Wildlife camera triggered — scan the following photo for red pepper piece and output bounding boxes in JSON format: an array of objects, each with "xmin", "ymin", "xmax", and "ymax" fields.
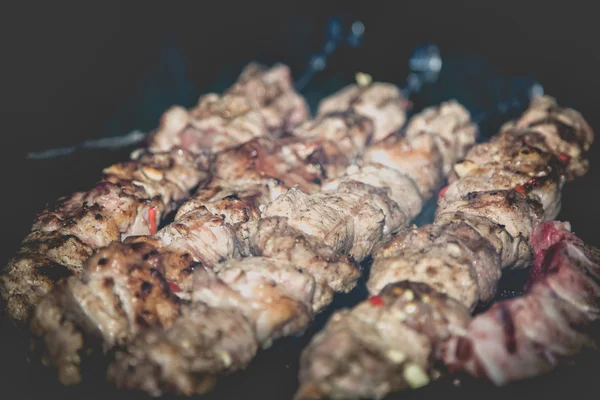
[
  {"xmin": 514, "ymin": 184, "xmax": 526, "ymax": 196},
  {"xmin": 368, "ymin": 295, "xmax": 385, "ymax": 307},
  {"xmin": 439, "ymin": 185, "xmax": 449, "ymax": 197},
  {"xmin": 557, "ymin": 153, "xmax": 570, "ymax": 165},
  {"xmin": 169, "ymin": 281, "xmax": 181, "ymax": 293},
  {"xmin": 148, "ymin": 207, "xmax": 158, "ymax": 235}
]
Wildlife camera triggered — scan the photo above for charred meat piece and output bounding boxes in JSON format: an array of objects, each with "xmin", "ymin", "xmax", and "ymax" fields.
[
  {"xmin": 154, "ymin": 207, "xmax": 241, "ymax": 269},
  {"xmin": 404, "ymin": 101, "xmax": 478, "ymax": 175},
  {"xmin": 30, "ymin": 241, "xmax": 181, "ymax": 385},
  {"xmin": 322, "ymin": 163, "xmax": 423, "ymax": 239},
  {"xmin": 504, "ymin": 95, "xmax": 594, "ymax": 180},
  {"xmin": 108, "ymin": 302, "xmax": 257, "ymax": 397}
]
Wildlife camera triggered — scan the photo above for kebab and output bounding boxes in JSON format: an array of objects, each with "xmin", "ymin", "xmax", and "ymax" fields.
[
  {"xmin": 442, "ymin": 220, "xmax": 600, "ymax": 386},
  {"xmin": 29, "ymin": 79, "xmax": 411, "ymax": 388},
  {"xmin": 1, "ymin": 63, "xmax": 309, "ymax": 325},
  {"xmin": 102, "ymin": 100, "xmax": 476, "ymax": 396},
  {"xmin": 295, "ymin": 95, "xmax": 593, "ymax": 400}
]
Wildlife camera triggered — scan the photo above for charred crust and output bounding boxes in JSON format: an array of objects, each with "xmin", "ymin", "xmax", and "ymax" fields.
[
  {"xmin": 142, "ymin": 250, "xmax": 160, "ymax": 261},
  {"xmin": 62, "ymin": 218, "xmax": 77, "ymax": 227},
  {"xmin": 530, "ymin": 117, "xmax": 584, "ymax": 148},
  {"xmin": 149, "ymin": 268, "xmax": 161, "ymax": 278},
  {"xmin": 103, "ymin": 277, "xmax": 114, "ymax": 288},
  {"xmin": 38, "ymin": 262, "xmax": 72, "ymax": 282},
  {"xmin": 135, "ymin": 315, "xmax": 150, "ymax": 329},
  {"xmin": 129, "ymin": 242, "xmax": 147, "ymax": 252},
  {"xmin": 140, "ymin": 281, "xmax": 153, "ymax": 295}
]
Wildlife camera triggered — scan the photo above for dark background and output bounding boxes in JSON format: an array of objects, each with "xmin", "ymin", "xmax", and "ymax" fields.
[{"xmin": 1, "ymin": 1, "xmax": 600, "ymax": 400}]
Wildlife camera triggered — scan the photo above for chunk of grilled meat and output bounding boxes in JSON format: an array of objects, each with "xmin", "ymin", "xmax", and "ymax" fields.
[
  {"xmin": 153, "ymin": 207, "xmax": 241, "ymax": 268},
  {"xmin": 502, "ymin": 95, "xmax": 594, "ymax": 180},
  {"xmin": 443, "ymin": 221, "xmax": 600, "ymax": 385},
  {"xmin": 317, "ymin": 82, "xmax": 408, "ymax": 142},
  {"xmin": 235, "ymin": 217, "xmax": 361, "ymax": 312},
  {"xmin": 296, "ymin": 282, "xmax": 471, "ymax": 400},
  {"xmin": 290, "ymin": 110, "xmax": 375, "ymax": 179},
  {"xmin": 192, "ymin": 257, "xmax": 315, "ymax": 347},
  {"xmin": 148, "ymin": 63, "xmax": 310, "ymax": 154},
  {"xmin": 108, "ymin": 302, "xmax": 257, "ymax": 397},
  {"xmin": 297, "ymin": 96, "xmax": 594, "ymax": 399},
  {"xmin": 2, "ymin": 149, "xmax": 207, "ymax": 323},
  {"xmin": 30, "ymin": 241, "xmax": 181, "ymax": 385}
]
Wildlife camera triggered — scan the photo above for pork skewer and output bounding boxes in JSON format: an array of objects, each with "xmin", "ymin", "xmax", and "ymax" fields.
[
  {"xmin": 29, "ymin": 79, "xmax": 410, "ymax": 388},
  {"xmin": 103, "ymin": 99, "xmax": 476, "ymax": 396},
  {"xmin": 295, "ymin": 95, "xmax": 593, "ymax": 399},
  {"xmin": 442, "ymin": 221, "xmax": 600, "ymax": 385},
  {"xmin": 1, "ymin": 64, "xmax": 310, "ymax": 325}
]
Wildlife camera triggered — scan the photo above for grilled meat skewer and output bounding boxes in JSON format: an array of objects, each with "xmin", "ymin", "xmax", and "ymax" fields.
[
  {"xmin": 1, "ymin": 64, "xmax": 310, "ymax": 325},
  {"xmin": 296, "ymin": 96, "xmax": 593, "ymax": 400},
  {"xmin": 105, "ymin": 100, "xmax": 476, "ymax": 396}
]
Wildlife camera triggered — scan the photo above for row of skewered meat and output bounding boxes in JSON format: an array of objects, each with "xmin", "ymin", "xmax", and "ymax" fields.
[
  {"xmin": 21, "ymin": 63, "xmax": 476, "ymax": 395},
  {"xmin": 296, "ymin": 95, "xmax": 594, "ymax": 399},
  {"xmin": 16, "ymin": 65, "xmax": 415, "ymax": 391},
  {"xmin": 1, "ymin": 62, "xmax": 597, "ymax": 399}
]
